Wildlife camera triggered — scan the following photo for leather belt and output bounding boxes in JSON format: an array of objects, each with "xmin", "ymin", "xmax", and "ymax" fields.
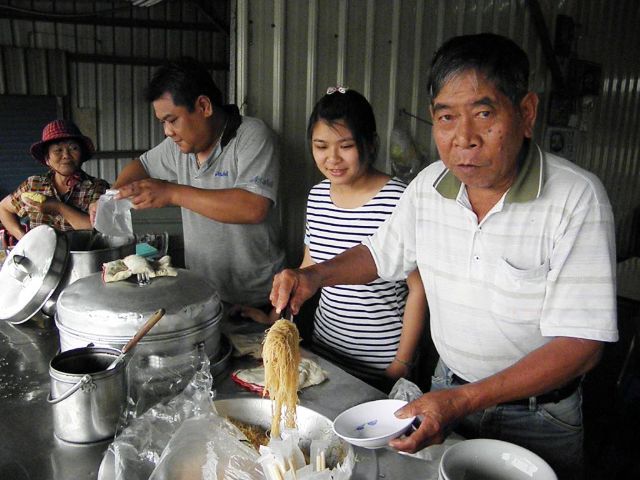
[{"xmin": 450, "ymin": 374, "xmax": 580, "ymax": 406}]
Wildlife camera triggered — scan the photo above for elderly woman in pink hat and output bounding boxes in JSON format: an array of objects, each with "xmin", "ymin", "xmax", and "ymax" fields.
[{"xmin": 0, "ymin": 119, "xmax": 109, "ymax": 241}]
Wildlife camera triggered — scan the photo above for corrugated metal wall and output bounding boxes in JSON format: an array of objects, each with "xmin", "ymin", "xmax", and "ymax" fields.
[
  {"xmin": 1, "ymin": 1, "xmax": 639, "ymax": 267},
  {"xmin": 0, "ymin": 0, "xmax": 229, "ymax": 246},
  {"xmin": 237, "ymin": 0, "xmax": 640, "ymax": 265},
  {"xmin": 0, "ymin": 0, "xmax": 229, "ymax": 184}
]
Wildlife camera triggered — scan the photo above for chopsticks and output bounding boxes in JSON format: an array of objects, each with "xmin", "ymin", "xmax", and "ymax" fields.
[{"xmin": 283, "ymin": 305, "xmax": 294, "ymax": 322}]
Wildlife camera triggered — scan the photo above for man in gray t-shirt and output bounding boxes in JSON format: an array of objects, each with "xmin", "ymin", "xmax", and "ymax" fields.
[{"xmin": 93, "ymin": 58, "xmax": 284, "ymax": 307}]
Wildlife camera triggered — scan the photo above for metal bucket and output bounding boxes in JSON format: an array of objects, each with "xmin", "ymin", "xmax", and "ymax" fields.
[{"xmin": 47, "ymin": 346, "xmax": 126, "ymax": 444}]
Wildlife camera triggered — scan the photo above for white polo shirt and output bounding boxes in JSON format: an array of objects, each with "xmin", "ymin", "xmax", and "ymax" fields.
[{"xmin": 364, "ymin": 143, "xmax": 618, "ymax": 382}]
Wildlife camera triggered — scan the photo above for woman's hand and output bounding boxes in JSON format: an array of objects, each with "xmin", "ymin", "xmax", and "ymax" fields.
[
  {"xmin": 22, "ymin": 195, "xmax": 60, "ymax": 215},
  {"xmin": 385, "ymin": 358, "xmax": 411, "ymax": 380}
]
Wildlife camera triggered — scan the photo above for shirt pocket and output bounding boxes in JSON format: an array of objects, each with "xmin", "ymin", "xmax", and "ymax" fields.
[{"xmin": 489, "ymin": 257, "xmax": 550, "ymax": 323}]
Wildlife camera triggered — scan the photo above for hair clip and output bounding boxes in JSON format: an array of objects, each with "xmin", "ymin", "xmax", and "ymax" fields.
[{"xmin": 326, "ymin": 85, "xmax": 349, "ymax": 95}]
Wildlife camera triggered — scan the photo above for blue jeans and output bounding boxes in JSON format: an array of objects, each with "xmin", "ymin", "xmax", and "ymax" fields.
[{"xmin": 431, "ymin": 360, "xmax": 584, "ymax": 480}]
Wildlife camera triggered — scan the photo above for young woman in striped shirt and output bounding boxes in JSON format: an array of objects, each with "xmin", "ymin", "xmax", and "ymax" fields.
[
  {"xmin": 300, "ymin": 88, "xmax": 426, "ymax": 390},
  {"xmin": 239, "ymin": 88, "xmax": 426, "ymax": 391}
]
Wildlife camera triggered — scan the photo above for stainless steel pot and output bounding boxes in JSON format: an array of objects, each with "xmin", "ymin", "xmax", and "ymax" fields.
[
  {"xmin": 55, "ymin": 269, "xmax": 224, "ymax": 405},
  {"xmin": 55, "ymin": 269, "xmax": 222, "ymax": 356},
  {"xmin": 42, "ymin": 230, "xmax": 136, "ymax": 316},
  {"xmin": 48, "ymin": 346, "xmax": 126, "ymax": 444}
]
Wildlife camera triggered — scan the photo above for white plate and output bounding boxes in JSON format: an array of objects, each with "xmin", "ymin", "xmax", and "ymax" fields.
[{"xmin": 332, "ymin": 399, "xmax": 415, "ymax": 449}]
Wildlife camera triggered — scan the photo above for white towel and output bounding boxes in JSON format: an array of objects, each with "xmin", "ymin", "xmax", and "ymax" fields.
[{"xmin": 102, "ymin": 254, "xmax": 177, "ymax": 283}]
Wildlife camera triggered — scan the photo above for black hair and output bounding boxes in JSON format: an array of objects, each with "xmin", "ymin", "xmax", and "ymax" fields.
[
  {"xmin": 144, "ymin": 57, "xmax": 224, "ymax": 111},
  {"xmin": 427, "ymin": 33, "xmax": 530, "ymax": 106},
  {"xmin": 306, "ymin": 89, "xmax": 379, "ymax": 168}
]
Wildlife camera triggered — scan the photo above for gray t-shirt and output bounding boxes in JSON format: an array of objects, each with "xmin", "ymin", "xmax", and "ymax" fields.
[{"xmin": 139, "ymin": 115, "xmax": 285, "ymax": 306}]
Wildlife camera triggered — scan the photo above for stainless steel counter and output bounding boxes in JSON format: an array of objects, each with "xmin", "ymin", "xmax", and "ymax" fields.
[{"xmin": 0, "ymin": 315, "xmax": 442, "ymax": 480}]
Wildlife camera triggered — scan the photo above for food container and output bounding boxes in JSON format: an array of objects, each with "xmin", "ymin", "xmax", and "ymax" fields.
[
  {"xmin": 55, "ymin": 269, "xmax": 225, "ymax": 403},
  {"xmin": 42, "ymin": 229, "xmax": 136, "ymax": 316},
  {"xmin": 97, "ymin": 397, "xmax": 357, "ymax": 479},
  {"xmin": 332, "ymin": 399, "xmax": 415, "ymax": 449},
  {"xmin": 0, "ymin": 225, "xmax": 135, "ymax": 323},
  {"xmin": 438, "ymin": 439, "xmax": 557, "ymax": 480},
  {"xmin": 48, "ymin": 346, "xmax": 126, "ymax": 444}
]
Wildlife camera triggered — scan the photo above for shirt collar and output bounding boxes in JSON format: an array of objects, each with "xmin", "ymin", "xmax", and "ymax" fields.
[{"xmin": 433, "ymin": 141, "xmax": 544, "ymax": 204}]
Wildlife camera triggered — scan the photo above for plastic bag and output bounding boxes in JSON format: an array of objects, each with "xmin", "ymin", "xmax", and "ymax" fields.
[
  {"xmin": 95, "ymin": 189, "xmax": 134, "ymax": 237},
  {"xmin": 107, "ymin": 353, "xmax": 215, "ymax": 480},
  {"xmin": 103, "ymin": 348, "xmax": 355, "ymax": 480},
  {"xmin": 388, "ymin": 377, "xmax": 424, "ymax": 403},
  {"xmin": 389, "ymin": 126, "xmax": 428, "ymax": 183},
  {"xmin": 149, "ymin": 414, "xmax": 264, "ymax": 480},
  {"xmin": 123, "ymin": 344, "xmax": 205, "ymax": 421}
]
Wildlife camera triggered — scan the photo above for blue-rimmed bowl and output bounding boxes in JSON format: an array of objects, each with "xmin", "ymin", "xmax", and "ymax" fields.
[{"xmin": 332, "ymin": 399, "xmax": 415, "ymax": 449}]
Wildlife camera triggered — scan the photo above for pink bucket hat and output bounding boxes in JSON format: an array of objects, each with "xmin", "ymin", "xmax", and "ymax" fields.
[{"xmin": 30, "ymin": 119, "xmax": 95, "ymax": 164}]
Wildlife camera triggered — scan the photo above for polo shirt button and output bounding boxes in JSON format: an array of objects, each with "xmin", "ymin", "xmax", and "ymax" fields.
[{"xmin": 474, "ymin": 255, "xmax": 480, "ymax": 261}]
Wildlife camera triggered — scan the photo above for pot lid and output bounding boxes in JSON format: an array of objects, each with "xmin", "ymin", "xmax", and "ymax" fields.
[
  {"xmin": 55, "ymin": 269, "xmax": 222, "ymax": 338},
  {"xmin": 0, "ymin": 225, "xmax": 69, "ymax": 324}
]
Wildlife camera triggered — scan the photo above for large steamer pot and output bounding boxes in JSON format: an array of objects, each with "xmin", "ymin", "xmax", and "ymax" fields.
[
  {"xmin": 55, "ymin": 270, "xmax": 224, "ymax": 396},
  {"xmin": 42, "ymin": 230, "xmax": 136, "ymax": 316}
]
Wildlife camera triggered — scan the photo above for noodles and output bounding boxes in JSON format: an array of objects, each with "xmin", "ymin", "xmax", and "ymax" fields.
[
  {"xmin": 227, "ymin": 418, "xmax": 270, "ymax": 451},
  {"xmin": 262, "ymin": 319, "xmax": 301, "ymax": 438}
]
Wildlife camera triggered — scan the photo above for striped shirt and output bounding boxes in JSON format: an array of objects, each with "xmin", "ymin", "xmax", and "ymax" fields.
[
  {"xmin": 364, "ymin": 143, "xmax": 618, "ymax": 382},
  {"xmin": 305, "ymin": 178, "xmax": 409, "ymax": 380}
]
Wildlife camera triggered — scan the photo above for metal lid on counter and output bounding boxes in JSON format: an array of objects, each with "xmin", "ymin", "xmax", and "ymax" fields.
[
  {"xmin": 55, "ymin": 269, "xmax": 223, "ymax": 339},
  {"xmin": 0, "ymin": 226, "xmax": 69, "ymax": 324}
]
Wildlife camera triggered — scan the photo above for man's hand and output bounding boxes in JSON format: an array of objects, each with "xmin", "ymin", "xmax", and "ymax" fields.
[
  {"xmin": 117, "ymin": 179, "xmax": 174, "ymax": 209},
  {"xmin": 270, "ymin": 267, "xmax": 322, "ymax": 315},
  {"xmin": 388, "ymin": 388, "xmax": 472, "ymax": 453},
  {"xmin": 229, "ymin": 304, "xmax": 279, "ymax": 325}
]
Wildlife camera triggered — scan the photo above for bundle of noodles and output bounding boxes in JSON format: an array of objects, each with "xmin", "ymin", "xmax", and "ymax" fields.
[{"xmin": 262, "ymin": 319, "xmax": 301, "ymax": 438}]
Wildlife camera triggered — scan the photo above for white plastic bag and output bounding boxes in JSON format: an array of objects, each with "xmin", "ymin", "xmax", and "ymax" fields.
[
  {"xmin": 149, "ymin": 414, "xmax": 264, "ymax": 480},
  {"xmin": 389, "ymin": 126, "xmax": 428, "ymax": 183},
  {"xmin": 107, "ymin": 354, "xmax": 215, "ymax": 480},
  {"xmin": 95, "ymin": 189, "xmax": 134, "ymax": 237}
]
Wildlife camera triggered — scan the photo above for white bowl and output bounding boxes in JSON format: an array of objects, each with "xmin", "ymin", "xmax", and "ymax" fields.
[
  {"xmin": 439, "ymin": 438, "xmax": 557, "ymax": 480},
  {"xmin": 332, "ymin": 399, "xmax": 415, "ymax": 449}
]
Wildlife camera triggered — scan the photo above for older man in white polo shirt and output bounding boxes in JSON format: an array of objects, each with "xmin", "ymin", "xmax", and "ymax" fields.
[{"xmin": 270, "ymin": 33, "xmax": 617, "ymax": 479}]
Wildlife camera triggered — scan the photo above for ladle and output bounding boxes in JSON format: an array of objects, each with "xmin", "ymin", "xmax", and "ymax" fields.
[{"xmin": 106, "ymin": 308, "xmax": 166, "ymax": 370}]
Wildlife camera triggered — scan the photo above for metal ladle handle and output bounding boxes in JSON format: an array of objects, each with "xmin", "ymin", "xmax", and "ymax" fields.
[{"xmin": 122, "ymin": 308, "xmax": 166, "ymax": 354}]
